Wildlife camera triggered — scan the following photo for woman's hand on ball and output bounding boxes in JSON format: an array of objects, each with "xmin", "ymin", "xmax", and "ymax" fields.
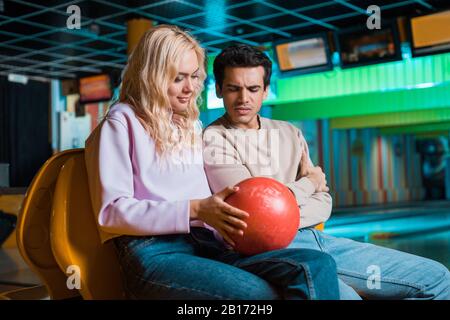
[{"xmin": 190, "ymin": 186, "xmax": 249, "ymax": 246}]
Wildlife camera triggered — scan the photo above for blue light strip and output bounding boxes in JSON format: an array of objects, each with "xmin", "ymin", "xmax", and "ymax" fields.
[
  {"xmin": 12, "ymin": 45, "xmax": 127, "ymax": 72},
  {"xmin": 0, "ymin": 62, "xmax": 76, "ymax": 78},
  {"xmin": 0, "ymin": 13, "xmax": 126, "ymax": 47},
  {"xmin": 332, "ymin": 0, "xmax": 368, "ymax": 16},
  {"xmin": 0, "ymin": 42, "xmax": 126, "ymax": 78},
  {"xmin": 413, "ymin": 0, "xmax": 434, "ymax": 10},
  {"xmin": 0, "ymin": 40, "xmax": 125, "ymax": 70},
  {"xmin": 8, "ymin": 0, "xmax": 126, "ymax": 31},
  {"xmin": 0, "ymin": 0, "xmax": 85, "ymax": 27},
  {"xmin": 0, "ymin": 0, "xmax": 429, "ymax": 78},
  {"xmin": 191, "ymin": 1, "xmax": 336, "ymax": 36},
  {"xmin": 178, "ymin": 0, "xmax": 291, "ymax": 38},
  {"xmin": 0, "ymin": 29, "xmax": 126, "ymax": 64},
  {"xmin": 0, "ymin": 53, "xmax": 101, "ymax": 73},
  {"xmin": 173, "ymin": 0, "xmax": 255, "ymax": 22},
  {"xmin": 91, "ymin": 0, "xmax": 260, "ymax": 46},
  {"xmin": 254, "ymin": 0, "xmax": 337, "ymax": 30},
  {"xmin": 203, "ymin": 0, "xmax": 418, "ymax": 46}
]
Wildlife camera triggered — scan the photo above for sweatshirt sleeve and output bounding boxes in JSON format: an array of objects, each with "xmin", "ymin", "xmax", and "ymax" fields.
[
  {"xmin": 84, "ymin": 116, "xmax": 191, "ymax": 237},
  {"xmin": 285, "ymin": 128, "xmax": 333, "ymax": 228},
  {"xmin": 203, "ymin": 126, "xmax": 332, "ymax": 229},
  {"xmin": 203, "ymin": 129, "xmax": 252, "ymax": 193}
]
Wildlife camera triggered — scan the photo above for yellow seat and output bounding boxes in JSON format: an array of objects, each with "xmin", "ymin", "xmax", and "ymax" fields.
[
  {"xmin": 16, "ymin": 147, "xmax": 321, "ymax": 300},
  {"xmin": 0, "ymin": 285, "xmax": 49, "ymax": 300},
  {"xmin": 16, "ymin": 149, "xmax": 83, "ymax": 299},
  {"xmin": 315, "ymin": 223, "xmax": 325, "ymax": 231},
  {"xmin": 50, "ymin": 151, "xmax": 126, "ymax": 299}
]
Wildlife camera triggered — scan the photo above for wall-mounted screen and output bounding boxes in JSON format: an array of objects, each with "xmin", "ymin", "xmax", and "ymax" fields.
[
  {"xmin": 336, "ymin": 21, "xmax": 402, "ymax": 68},
  {"xmin": 409, "ymin": 10, "xmax": 450, "ymax": 57},
  {"xmin": 274, "ymin": 33, "xmax": 333, "ymax": 76},
  {"xmin": 79, "ymin": 74, "xmax": 112, "ymax": 103}
]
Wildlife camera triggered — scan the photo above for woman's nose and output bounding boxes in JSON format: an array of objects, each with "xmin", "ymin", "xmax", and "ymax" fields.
[{"xmin": 183, "ymin": 78, "xmax": 193, "ymax": 92}]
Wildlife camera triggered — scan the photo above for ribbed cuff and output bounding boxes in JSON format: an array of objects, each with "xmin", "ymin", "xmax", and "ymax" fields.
[
  {"xmin": 286, "ymin": 177, "xmax": 315, "ymax": 201},
  {"xmin": 176, "ymin": 200, "xmax": 191, "ymax": 234}
]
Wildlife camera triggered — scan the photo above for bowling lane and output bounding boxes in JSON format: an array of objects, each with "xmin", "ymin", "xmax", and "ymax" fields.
[{"xmin": 325, "ymin": 201, "xmax": 450, "ymax": 268}]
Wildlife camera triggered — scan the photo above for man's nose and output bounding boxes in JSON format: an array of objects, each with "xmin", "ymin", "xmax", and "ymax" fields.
[{"xmin": 239, "ymin": 89, "xmax": 249, "ymax": 103}]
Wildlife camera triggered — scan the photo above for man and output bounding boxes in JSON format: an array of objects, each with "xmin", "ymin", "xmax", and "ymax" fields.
[{"xmin": 202, "ymin": 44, "xmax": 450, "ymax": 299}]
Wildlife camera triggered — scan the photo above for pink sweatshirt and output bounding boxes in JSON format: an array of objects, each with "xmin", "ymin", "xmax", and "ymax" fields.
[{"xmin": 84, "ymin": 103, "xmax": 213, "ymax": 243}]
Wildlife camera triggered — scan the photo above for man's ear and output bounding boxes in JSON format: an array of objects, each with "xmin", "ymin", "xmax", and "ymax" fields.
[
  {"xmin": 263, "ymin": 84, "xmax": 269, "ymax": 100},
  {"xmin": 215, "ymin": 83, "xmax": 222, "ymax": 98}
]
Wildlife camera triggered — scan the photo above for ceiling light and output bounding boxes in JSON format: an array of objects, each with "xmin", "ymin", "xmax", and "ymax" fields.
[
  {"xmin": 8, "ymin": 73, "xmax": 28, "ymax": 85},
  {"xmin": 89, "ymin": 23, "xmax": 100, "ymax": 35}
]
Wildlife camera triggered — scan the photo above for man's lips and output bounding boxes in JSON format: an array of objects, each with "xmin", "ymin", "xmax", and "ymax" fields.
[{"xmin": 234, "ymin": 107, "xmax": 251, "ymax": 115}]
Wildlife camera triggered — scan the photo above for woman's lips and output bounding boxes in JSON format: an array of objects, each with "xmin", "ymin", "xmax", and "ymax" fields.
[{"xmin": 177, "ymin": 97, "xmax": 190, "ymax": 103}]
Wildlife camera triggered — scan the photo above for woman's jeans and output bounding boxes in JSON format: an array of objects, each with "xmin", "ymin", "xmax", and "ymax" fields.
[
  {"xmin": 289, "ymin": 228, "xmax": 450, "ymax": 300},
  {"xmin": 114, "ymin": 227, "xmax": 340, "ymax": 300}
]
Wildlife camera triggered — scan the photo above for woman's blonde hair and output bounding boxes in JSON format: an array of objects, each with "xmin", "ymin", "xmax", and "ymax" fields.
[{"xmin": 118, "ymin": 24, "xmax": 206, "ymax": 156}]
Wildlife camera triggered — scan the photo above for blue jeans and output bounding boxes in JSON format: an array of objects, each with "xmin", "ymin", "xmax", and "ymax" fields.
[
  {"xmin": 114, "ymin": 227, "xmax": 340, "ymax": 300},
  {"xmin": 289, "ymin": 228, "xmax": 450, "ymax": 300}
]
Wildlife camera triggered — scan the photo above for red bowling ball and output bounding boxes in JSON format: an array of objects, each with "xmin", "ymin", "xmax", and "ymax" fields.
[{"xmin": 225, "ymin": 177, "xmax": 300, "ymax": 255}]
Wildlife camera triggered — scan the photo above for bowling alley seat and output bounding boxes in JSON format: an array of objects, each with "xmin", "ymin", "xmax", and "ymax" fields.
[
  {"xmin": 315, "ymin": 223, "xmax": 325, "ymax": 231},
  {"xmin": 8, "ymin": 148, "xmax": 324, "ymax": 300},
  {"xmin": 13, "ymin": 148, "xmax": 126, "ymax": 300}
]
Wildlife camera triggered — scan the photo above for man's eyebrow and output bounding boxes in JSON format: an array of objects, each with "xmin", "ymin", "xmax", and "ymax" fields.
[
  {"xmin": 226, "ymin": 84, "xmax": 261, "ymax": 88},
  {"xmin": 226, "ymin": 83, "xmax": 241, "ymax": 87}
]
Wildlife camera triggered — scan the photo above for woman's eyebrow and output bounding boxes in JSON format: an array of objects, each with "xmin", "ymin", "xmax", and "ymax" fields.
[{"xmin": 178, "ymin": 68, "xmax": 200, "ymax": 76}]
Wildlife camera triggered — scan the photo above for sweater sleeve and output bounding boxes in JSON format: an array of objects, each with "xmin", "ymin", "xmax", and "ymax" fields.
[
  {"xmin": 285, "ymin": 128, "xmax": 333, "ymax": 228},
  {"xmin": 84, "ymin": 116, "xmax": 191, "ymax": 237},
  {"xmin": 202, "ymin": 128, "xmax": 253, "ymax": 193}
]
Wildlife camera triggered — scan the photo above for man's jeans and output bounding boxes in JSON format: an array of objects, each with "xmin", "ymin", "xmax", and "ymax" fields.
[
  {"xmin": 289, "ymin": 228, "xmax": 450, "ymax": 300},
  {"xmin": 114, "ymin": 227, "xmax": 340, "ymax": 300}
]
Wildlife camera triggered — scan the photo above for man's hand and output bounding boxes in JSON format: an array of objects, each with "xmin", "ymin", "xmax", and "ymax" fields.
[
  {"xmin": 299, "ymin": 148, "xmax": 310, "ymax": 177},
  {"xmin": 305, "ymin": 166, "xmax": 329, "ymax": 193},
  {"xmin": 300, "ymin": 148, "xmax": 329, "ymax": 193}
]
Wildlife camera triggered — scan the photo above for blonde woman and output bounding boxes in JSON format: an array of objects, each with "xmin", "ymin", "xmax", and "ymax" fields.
[{"xmin": 84, "ymin": 25, "xmax": 340, "ymax": 300}]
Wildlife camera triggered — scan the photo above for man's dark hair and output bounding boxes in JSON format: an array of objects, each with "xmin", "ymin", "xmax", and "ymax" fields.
[{"xmin": 213, "ymin": 44, "xmax": 272, "ymax": 90}]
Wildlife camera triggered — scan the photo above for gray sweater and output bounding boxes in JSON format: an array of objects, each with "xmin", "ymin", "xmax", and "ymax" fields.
[{"xmin": 203, "ymin": 115, "xmax": 332, "ymax": 228}]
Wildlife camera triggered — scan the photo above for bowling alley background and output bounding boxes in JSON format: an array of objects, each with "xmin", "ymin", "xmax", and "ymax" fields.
[
  {"xmin": 0, "ymin": 0, "xmax": 450, "ymax": 297},
  {"xmin": 202, "ymin": 51, "xmax": 449, "ymax": 207}
]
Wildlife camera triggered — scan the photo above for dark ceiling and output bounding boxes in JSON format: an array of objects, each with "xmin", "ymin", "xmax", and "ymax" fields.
[{"xmin": 0, "ymin": 0, "xmax": 448, "ymax": 79}]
